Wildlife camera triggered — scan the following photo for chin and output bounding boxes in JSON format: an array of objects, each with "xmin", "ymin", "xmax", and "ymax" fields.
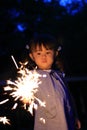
[{"xmin": 40, "ymin": 67, "xmax": 51, "ymax": 70}]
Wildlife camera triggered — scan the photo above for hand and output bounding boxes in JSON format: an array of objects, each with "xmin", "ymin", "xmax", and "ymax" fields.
[
  {"xmin": 22, "ymin": 97, "xmax": 29, "ymax": 104},
  {"xmin": 75, "ymin": 118, "xmax": 81, "ymax": 129}
]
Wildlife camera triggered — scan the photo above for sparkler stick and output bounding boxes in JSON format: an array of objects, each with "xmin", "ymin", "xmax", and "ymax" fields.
[{"xmin": 11, "ymin": 55, "xmax": 19, "ymax": 69}]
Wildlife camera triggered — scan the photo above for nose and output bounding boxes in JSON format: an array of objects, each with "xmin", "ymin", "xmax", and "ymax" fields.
[{"xmin": 42, "ymin": 53, "xmax": 46, "ymax": 57}]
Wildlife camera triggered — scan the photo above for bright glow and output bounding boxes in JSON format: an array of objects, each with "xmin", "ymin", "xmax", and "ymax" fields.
[
  {"xmin": 59, "ymin": 0, "xmax": 72, "ymax": 6},
  {"xmin": 2, "ymin": 62, "xmax": 46, "ymax": 115},
  {"xmin": 43, "ymin": 0, "xmax": 52, "ymax": 3},
  {"xmin": 40, "ymin": 117, "xmax": 46, "ymax": 124},
  {"xmin": 17, "ymin": 23, "xmax": 26, "ymax": 32},
  {"xmin": 0, "ymin": 116, "xmax": 10, "ymax": 125},
  {"xmin": 59, "ymin": 0, "xmax": 84, "ymax": 14}
]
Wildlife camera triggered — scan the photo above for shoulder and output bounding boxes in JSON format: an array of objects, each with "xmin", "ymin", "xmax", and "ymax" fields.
[
  {"xmin": 53, "ymin": 70, "xmax": 68, "ymax": 85},
  {"xmin": 54, "ymin": 70, "xmax": 65, "ymax": 78}
]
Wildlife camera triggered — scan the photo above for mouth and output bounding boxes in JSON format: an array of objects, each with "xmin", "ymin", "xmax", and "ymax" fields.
[{"xmin": 42, "ymin": 60, "xmax": 47, "ymax": 63}]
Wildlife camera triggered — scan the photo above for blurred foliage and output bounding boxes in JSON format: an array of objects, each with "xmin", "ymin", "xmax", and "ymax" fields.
[{"xmin": 0, "ymin": 0, "xmax": 87, "ymax": 75}]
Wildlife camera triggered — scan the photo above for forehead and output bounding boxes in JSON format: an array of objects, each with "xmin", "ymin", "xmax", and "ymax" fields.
[{"xmin": 32, "ymin": 43, "xmax": 53, "ymax": 51}]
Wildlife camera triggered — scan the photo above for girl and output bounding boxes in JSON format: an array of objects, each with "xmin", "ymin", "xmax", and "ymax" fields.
[{"xmin": 24, "ymin": 34, "xmax": 81, "ymax": 130}]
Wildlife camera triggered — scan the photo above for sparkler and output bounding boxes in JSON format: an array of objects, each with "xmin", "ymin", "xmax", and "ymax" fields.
[
  {"xmin": 4, "ymin": 68, "xmax": 43, "ymax": 114},
  {"xmin": 0, "ymin": 55, "xmax": 46, "ymax": 126},
  {"xmin": 1, "ymin": 56, "xmax": 45, "ymax": 115}
]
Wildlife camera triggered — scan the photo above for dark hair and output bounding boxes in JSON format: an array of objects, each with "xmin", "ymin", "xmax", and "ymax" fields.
[
  {"xmin": 28, "ymin": 34, "xmax": 58, "ymax": 53},
  {"xmin": 26, "ymin": 34, "xmax": 64, "ymax": 72}
]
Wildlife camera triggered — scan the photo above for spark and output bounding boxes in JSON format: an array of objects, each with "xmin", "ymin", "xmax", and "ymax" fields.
[
  {"xmin": 3, "ymin": 63, "xmax": 46, "ymax": 115},
  {"xmin": 0, "ymin": 57, "xmax": 46, "ymax": 125},
  {"xmin": 40, "ymin": 117, "xmax": 46, "ymax": 124},
  {"xmin": 0, "ymin": 116, "xmax": 10, "ymax": 125},
  {"xmin": 0, "ymin": 99, "xmax": 9, "ymax": 105}
]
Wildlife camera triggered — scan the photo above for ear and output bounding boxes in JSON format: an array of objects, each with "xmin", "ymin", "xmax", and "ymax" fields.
[
  {"xmin": 55, "ymin": 51, "xmax": 58, "ymax": 56},
  {"xmin": 29, "ymin": 53, "xmax": 34, "ymax": 61}
]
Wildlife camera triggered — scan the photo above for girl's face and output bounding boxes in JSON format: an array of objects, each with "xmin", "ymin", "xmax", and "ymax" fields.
[{"xmin": 29, "ymin": 44, "xmax": 56, "ymax": 70}]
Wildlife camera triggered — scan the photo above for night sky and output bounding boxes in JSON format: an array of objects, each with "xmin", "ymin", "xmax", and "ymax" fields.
[
  {"xmin": 0, "ymin": 0, "xmax": 87, "ymax": 77},
  {"xmin": 0, "ymin": 1, "xmax": 87, "ymax": 130}
]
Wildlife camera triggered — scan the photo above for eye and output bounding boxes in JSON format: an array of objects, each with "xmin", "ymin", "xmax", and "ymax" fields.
[
  {"xmin": 46, "ymin": 51, "xmax": 51, "ymax": 54},
  {"xmin": 37, "ymin": 52, "xmax": 41, "ymax": 55}
]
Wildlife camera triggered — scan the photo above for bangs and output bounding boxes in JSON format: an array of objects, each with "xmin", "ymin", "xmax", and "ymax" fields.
[
  {"xmin": 29, "ymin": 34, "xmax": 58, "ymax": 52},
  {"xmin": 30, "ymin": 42, "xmax": 56, "ymax": 52}
]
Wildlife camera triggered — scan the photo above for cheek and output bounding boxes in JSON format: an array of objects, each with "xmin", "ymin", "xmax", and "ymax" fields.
[
  {"xmin": 50, "ymin": 54, "xmax": 55, "ymax": 60},
  {"xmin": 33, "ymin": 57, "xmax": 40, "ymax": 64},
  {"xmin": 48, "ymin": 56, "xmax": 54, "ymax": 63},
  {"xmin": 51, "ymin": 58, "xmax": 54, "ymax": 64}
]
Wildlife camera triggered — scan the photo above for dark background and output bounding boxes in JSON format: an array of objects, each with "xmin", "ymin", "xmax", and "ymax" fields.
[{"xmin": 0, "ymin": 0, "xmax": 87, "ymax": 130}]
